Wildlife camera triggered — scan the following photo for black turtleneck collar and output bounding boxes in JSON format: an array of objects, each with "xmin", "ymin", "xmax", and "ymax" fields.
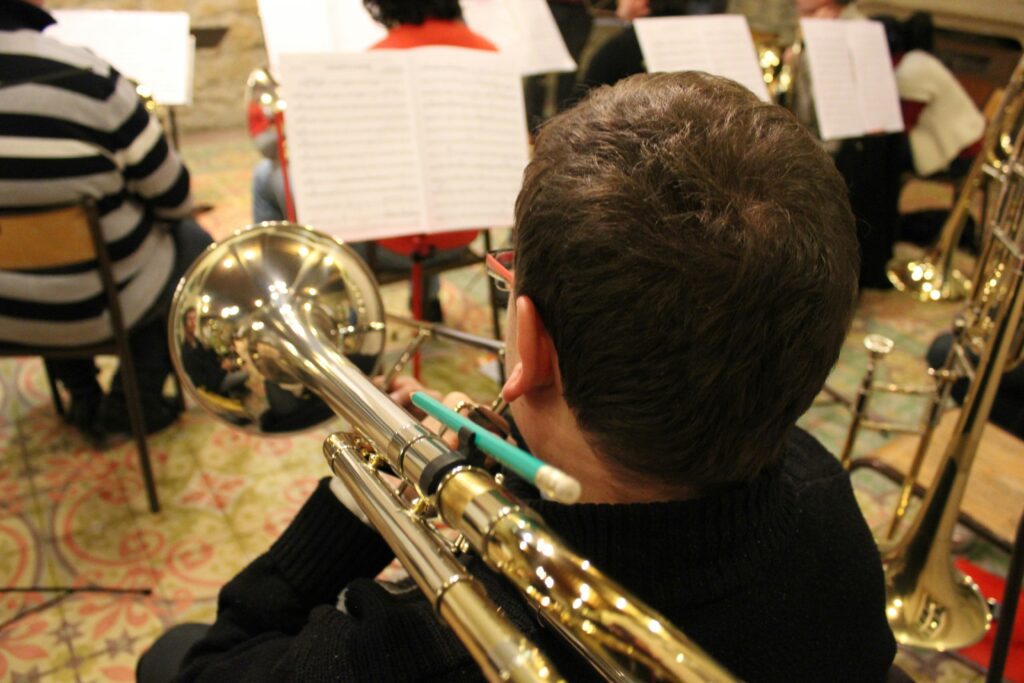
[
  {"xmin": 0, "ymin": 0, "xmax": 55, "ymax": 32},
  {"xmin": 527, "ymin": 457, "xmax": 796, "ymax": 608}
]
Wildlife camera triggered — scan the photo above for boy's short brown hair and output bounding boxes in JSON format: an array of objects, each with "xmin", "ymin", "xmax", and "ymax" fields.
[{"xmin": 514, "ymin": 72, "xmax": 858, "ymax": 486}]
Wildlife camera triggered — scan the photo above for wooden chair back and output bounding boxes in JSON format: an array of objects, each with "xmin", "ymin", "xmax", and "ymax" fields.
[{"xmin": 0, "ymin": 203, "xmax": 100, "ymax": 270}]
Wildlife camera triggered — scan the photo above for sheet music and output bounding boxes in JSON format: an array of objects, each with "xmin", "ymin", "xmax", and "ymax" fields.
[
  {"xmin": 279, "ymin": 53, "xmax": 426, "ymax": 240},
  {"xmin": 278, "ymin": 49, "xmax": 528, "ymax": 241},
  {"xmin": 260, "ymin": 0, "xmax": 573, "ymax": 77},
  {"xmin": 846, "ymin": 21, "xmax": 904, "ymax": 135},
  {"xmin": 46, "ymin": 11, "xmax": 193, "ymax": 106},
  {"xmin": 462, "ymin": 0, "xmax": 576, "ymax": 76},
  {"xmin": 634, "ymin": 15, "xmax": 770, "ymax": 102},
  {"xmin": 801, "ymin": 18, "xmax": 904, "ymax": 140},
  {"xmin": 413, "ymin": 49, "xmax": 530, "ymax": 230}
]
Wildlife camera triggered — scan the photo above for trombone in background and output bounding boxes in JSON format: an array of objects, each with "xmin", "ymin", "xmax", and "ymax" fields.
[
  {"xmin": 752, "ymin": 30, "xmax": 799, "ymax": 104},
  {"xmin": 836, "ymin": 70, "xmax": 1024, "ymax": 650},
  {"xmin": 886, "ymin": 56, "xmax": 1024, "ymax": 303},
  {"xmin": 169, "ymin": 222, "xmax": 738, "ymax": 682}
]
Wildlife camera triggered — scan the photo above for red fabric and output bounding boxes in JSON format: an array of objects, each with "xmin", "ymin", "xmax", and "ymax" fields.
[
  {"xmin": 371, "ymin": 19, "xmax": 497, "ymax": 255},
  {"xmin": 372, "ymin": 18, "xmax": 497, "ymax": 51},
  {"xmin": 900, "ymin": 100, "xmax": 925, "ymax": 131},
  {"xmin": 953, "ymin": 557, "xmax": 1024, "ymax": 681},
  {"xmin": 247, "ymin": 101, "xmax": 271, "ymax": 138}
]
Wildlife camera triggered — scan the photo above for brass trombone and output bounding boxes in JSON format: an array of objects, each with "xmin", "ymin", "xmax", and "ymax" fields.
[
  {"xmin": 169, "ymin": 222, "xmax": 737, "ymax": 682},
  {"xmin": 839, "ymin": 72, "xmax": 1024, "ymax": 649},
  {"xmin": 886, "ymin": 56, "xmax": 1024, "ymax": 303}
]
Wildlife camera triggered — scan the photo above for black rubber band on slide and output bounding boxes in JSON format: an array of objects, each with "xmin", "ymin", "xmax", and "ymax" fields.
[{"xmin": 418, "ymin": 448, "xmax": 466, "ymax": 495}]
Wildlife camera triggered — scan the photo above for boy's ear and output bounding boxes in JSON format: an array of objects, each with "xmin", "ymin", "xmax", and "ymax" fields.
[{"xmin": 502, "ymin": 295, "xmax": 556, "ymax": 403}]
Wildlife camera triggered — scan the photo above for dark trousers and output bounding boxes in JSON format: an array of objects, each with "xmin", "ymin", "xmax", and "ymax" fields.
[
  {"xmin": 834, "ymin": 134, "xmax": 904, "ymax": 290},
  {"xmin": 137, "ymin": 623, "xmax": 210, "ymax": 683},
  {"xmin": 927, "ymin": 333, "xmax": 1024, "ymax": 438},
  {"xmin": 46, "ymin": 218, "xmax": 214, "ymax": 402},
  {"xmin": 523, "ymin": 2, "xmax": 594, "ymax": 130}
]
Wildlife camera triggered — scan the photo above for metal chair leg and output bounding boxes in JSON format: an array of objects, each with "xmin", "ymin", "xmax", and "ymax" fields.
[{"xmin": 116, "ymin": 351, "xmax": 160, "ymax": 513}]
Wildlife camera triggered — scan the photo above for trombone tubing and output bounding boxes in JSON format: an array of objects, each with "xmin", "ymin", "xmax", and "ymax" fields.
[
  {"xmin": 271, "ymin": 303, "xmax": 737, "ymax": 682},
  {"xmin": 387, "ymin": 314, "xmax": 505, "ymax": 354}
]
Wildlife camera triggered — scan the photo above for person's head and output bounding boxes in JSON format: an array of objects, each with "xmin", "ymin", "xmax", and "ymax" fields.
[
  {"xmin": 184, "ymin": 307, "xmax": 197, "ymax": 338},
  {"xmin": 362, "ymin": 0, "xmax": 462, "ymax": 28},
  {"xmin": 502, "ymin": 72, "xmax": 858, "ymax": 495},
  {"xmin": 904, "ymin": 12, "xmax": 934, "ymax": 53}
]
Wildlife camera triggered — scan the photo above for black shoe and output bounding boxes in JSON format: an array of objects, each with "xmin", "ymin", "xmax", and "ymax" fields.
[
  {"xmin": 67, "ymin": 392, "xmax": 104, "ymax": 442},
  {"xmin": 100, "ymin": 394, "xmax": 182, "ymax": 435}
]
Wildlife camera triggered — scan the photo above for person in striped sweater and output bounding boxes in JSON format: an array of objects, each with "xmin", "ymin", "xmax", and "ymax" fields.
[{"xmin": 0, "ymin": 0, "xmax": 213, "ymax": 437}]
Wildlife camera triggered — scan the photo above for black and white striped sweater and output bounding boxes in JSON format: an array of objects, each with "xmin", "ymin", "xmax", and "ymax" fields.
[{"xmin": 0, "ymin": 0, "xmax": 192, "ymax": 346}]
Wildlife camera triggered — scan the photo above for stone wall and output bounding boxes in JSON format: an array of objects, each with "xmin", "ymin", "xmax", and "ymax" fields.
[{"xmin": 47, "ymin": 0, "xmax": 267, "ymax": 132}]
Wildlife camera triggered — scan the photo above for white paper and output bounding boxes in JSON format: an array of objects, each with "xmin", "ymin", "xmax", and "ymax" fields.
[
  {"xmin": 462, "ymin": 0, "xmax": 576, "ymax": 76},
  {"xmin": 46, "ymin": 10, "xmax": 193, "ymax": 106},
  {"xmin": 259, "ymin": 0, "xmax": 573, "ymax": 77},
  {"xmin": 846, "ymin": 21, "xmax": 904, "ymax": 135},
  {"xmin": 634, "ymin": 15, "xmax": 770, "ymax": 102},
  {"xmin": 278, "ymin": 49, "xmax": 529, "ymax": 241},
  {"xmin": 801, "ymin": 18, "xmax": 904, "ymax": 140}
]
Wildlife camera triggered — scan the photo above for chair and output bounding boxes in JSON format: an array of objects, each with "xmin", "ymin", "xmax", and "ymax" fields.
[
  {"xmin": 365, "ymin": 231, "xmax": 507, "ymax": 380},
  {"xmin": 0, "ymin": 201, "xmax": 161, "ymax": 512}
]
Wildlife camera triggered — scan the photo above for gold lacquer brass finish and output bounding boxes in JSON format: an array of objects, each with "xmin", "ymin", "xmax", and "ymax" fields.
[
  {"xmin": 437, "ymin": 469, "xmax": 736, "ymax": 682},
  {"xmin": 171, "ymin": 222, "xmax": 737, "ymax": 682},
  {"xmin": 887, "ymin": 259, "xmax": 971, "ymax": 303}
]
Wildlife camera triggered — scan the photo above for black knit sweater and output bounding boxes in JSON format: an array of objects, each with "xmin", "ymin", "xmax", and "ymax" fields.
[{"xmin": 177, "ymin": 427, "xmax": 895, "ymax": 682}]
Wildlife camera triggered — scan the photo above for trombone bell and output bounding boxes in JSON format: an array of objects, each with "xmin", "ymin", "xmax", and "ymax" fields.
[
  {"xmin": 887, "ymin": 257, "xmax": 971, "ymax": 303},
  {"xmin": 883, "ymin": 524, "xmax": 992, "ymax": 650},
  {"xmin": 169, "ymin": 222, "xmax": 386, "ymax": 434}
]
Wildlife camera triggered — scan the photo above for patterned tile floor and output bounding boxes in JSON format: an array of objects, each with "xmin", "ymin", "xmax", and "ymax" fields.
[{"xmin": 0, "ymin": 128, "xmax": 1010, "ymax": 681}]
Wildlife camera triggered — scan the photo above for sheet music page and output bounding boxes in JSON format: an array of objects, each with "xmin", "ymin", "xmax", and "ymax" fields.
[
  {"xmin": 800, "ymin": 18, "xmax": 865, "ymax": 141},
  {"xmin": 504, "ymin": 0, "xmax": 577, "ymax": 76},
  {"xmin": 702, "ymin": 16, "xmax": 771, "ymax": 102},
  {"xmin": 47, "ymin": 11, "xmax": 192, "ymax": 106},
  {"xmin": 278, "ymin": 53, "xmax": 427, "ymax": 241},
  {"xmin": 634, "ymin": 17, "xmax": 714, "ymax": 75},
  {"xmin": 459, "ymin": 0, "xmax": 523, "ymax": 66},
  {"xmin": 846, "ymin": 20, "xmax": 904, "ymax": 134},
  {"xmin": 412, "ymin": 48, "xmax": 530, "ymax": 231},
  {"xmin": 257, "ymin": 0, "xmax": 335, "ymax": 74},
  {"xmin": 634, "ymin": 16, "xmax": 769, "ymax": 102}
]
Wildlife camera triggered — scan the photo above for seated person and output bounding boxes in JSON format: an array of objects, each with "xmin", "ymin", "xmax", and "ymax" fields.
[
  {"xmin": 139, "ymin": 72, "xmax": 896, "ymax": 682},
  {"xmin": 249, "ymin": 0, "xmax": 497, "ymax": 322},
  {"xmin": 927, "ymin": 333, "xmax": 1024, "ymax": 438},
  {"xmin": 0, "ymin": 0, "xmax": 213, "ymax": 437}
]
